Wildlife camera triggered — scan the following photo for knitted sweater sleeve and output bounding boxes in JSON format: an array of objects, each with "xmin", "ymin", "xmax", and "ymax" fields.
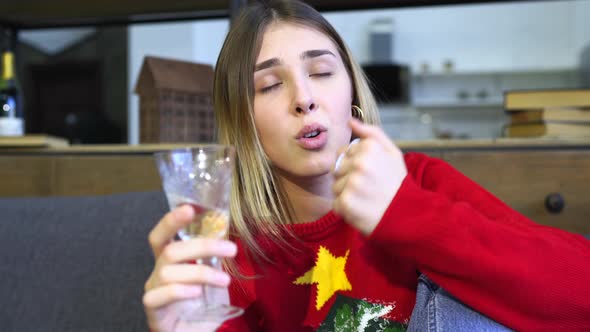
[{"xmin": 369, "ymin": 152, "xmax": 590, "ymax": 331}]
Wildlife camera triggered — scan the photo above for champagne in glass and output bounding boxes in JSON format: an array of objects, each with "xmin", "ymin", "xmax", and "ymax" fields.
[
  {"xmin": 166, "ymin": 195, "xmax": 230, "ymax": 241},
  {"xmin": 154, "ymin": 145, "xmax": 243, "ymax": 323}
]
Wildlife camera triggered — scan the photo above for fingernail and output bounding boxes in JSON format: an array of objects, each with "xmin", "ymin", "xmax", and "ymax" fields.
[
  {"xmin": 334, "ymin": 153, "xmax": 345, "ymax": 171},
  {"xmin": 334, "ymin": 138, "xmax": 361, "ymax": 171}
]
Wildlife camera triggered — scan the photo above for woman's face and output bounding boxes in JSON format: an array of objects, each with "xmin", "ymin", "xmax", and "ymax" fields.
[{"xmin": 253, "ymin": 22, "xmax": 353, "ymax": 181}]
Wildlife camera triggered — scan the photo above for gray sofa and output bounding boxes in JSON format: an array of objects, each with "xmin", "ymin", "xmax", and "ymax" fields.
[
  {"xmin": 1, "ymin": 191, "xmax": 588, "ymax": 332},
  {"xmin": 0, "ymin": 191, "xmax": 168, "ymax": 332}
]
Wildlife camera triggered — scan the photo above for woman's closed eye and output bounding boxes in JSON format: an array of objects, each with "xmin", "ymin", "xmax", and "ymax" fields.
[
  {"xmin": 257, "ymin": 70, "xmax": 332, "ymax": 93},
  {"xmin": 310, "ymin": 72, "xmax": 332, "ymax": 78},
  {"xmin": 259, "ymin": 82, "xmax": 282, "ymax": 93}
]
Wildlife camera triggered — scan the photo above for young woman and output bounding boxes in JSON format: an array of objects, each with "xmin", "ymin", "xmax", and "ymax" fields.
[{"xmin": 143, "ymin": 1, "xmax": 590, "ymax": 331}]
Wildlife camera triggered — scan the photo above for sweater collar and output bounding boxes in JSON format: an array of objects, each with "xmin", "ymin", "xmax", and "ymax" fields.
[{"xmin": 285, "ymin": 210, "xmax": 344, "ymax": 241}]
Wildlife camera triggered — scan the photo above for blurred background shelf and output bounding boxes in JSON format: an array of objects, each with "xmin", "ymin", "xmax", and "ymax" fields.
[
  {"xmin": 413, "ymin": 101, "xmax": 504, "ymax": 109},
  {"xmin": 412, "ymin": 67, "xmax": 579, "ymax": 78},
  {"xmin": 0, "ymin": 134, "xmax": 68, "ymax": 149}
]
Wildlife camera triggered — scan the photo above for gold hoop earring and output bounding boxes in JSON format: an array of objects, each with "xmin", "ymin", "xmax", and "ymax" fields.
[{"xmin": 351, "ymin": 105, "xmax": 365, "ymax": 122}]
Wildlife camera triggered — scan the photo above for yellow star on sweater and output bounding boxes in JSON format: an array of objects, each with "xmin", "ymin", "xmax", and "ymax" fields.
[{"xmin": 293, "ymin": 246, "xmax": 352, "ymax": 310}]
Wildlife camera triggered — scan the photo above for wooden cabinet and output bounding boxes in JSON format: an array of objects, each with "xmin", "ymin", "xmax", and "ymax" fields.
[
  {"xmin": 441, "ymin": 150, "xmax": 590, "ymax": 234},
  {"xmin": 404, "ymin": 140, "xmax": 590, "ymax": 233},
  {"xmin": 0, "ymin": 148, "xmax": 162, "ymax": 197},
  {"xmin": 1, "ymin": 140, "xmax": 589, "ymax": 233}
]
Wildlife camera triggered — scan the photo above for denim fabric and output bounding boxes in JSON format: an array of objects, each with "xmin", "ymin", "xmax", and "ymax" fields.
[{"xmin": 407, "ymin": 275, "xmax": 513, "ymax": 332}]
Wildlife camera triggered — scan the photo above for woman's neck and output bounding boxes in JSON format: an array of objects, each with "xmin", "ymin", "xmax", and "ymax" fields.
[{"xmin": 279, "ymin": 173, "xmax": 334, "ymax": 224}]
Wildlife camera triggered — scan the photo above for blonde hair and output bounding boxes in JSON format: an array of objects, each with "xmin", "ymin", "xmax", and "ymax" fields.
[{"xmin": 213, "ymin": 0, "xmax": 380, "ymax": 272}]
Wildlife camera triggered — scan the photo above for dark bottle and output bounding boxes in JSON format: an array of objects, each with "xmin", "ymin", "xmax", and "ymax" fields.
[{"xmin": 0, "ymin": 31, "xmax": 23, "ymax": 136}]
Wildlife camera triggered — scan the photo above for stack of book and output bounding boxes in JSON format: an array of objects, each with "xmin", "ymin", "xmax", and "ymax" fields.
[{"xmin": 503, "ymin": 88, "xmax": 590, "ymax": 139}]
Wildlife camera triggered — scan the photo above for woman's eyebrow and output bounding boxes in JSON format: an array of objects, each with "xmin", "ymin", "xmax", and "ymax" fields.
[
  {"xmin": 301, "ymin": 49, "xmax": 335, "ymax": 60},
  {"xmin": 255, "ymin": 58, "xmax": 282, "ymax": 72},
  {"xmin": 255, "ymin": 49, "xmax": 335, "ymax": 72}
]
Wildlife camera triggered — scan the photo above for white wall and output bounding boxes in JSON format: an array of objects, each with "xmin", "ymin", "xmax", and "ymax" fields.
[
  {"xmin": 127, "ymin": 19, "xmax": 229, "ymax": 144},
  {"xmin": 191, "ymin": 19, "xmax": 230, "ymax": 67},
  {"xmin": 573, "ymin": 0, "xmax": 590, "ymax": 64},
  {"xmin": 324, "ymin": 0, "xmax": 588, "ymax": 72}
]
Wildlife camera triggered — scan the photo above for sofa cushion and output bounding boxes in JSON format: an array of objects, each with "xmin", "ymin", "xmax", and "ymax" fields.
[{"xmin": 0, "ymin": 191, "xmax": 168, "ymax": 332}]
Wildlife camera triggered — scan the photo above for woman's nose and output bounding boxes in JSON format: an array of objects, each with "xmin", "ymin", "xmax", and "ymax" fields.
[
  {"xmin": 295, "ymin": 101, "xmax": 317, "ymax": 114},
  {"xmin": 293, "ymin": 78, "xmax": 316, "ymax": 114}
]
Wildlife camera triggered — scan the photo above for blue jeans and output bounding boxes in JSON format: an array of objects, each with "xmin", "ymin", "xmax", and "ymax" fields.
[{"xmin": 407, "ymin": 274, "xmax": 513, "ymax": 332}]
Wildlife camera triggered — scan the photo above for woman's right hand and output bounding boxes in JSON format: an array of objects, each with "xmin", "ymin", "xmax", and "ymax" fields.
[{"xmin": 143, "ymin": 205, "xmax": 238, "ymax": 332}]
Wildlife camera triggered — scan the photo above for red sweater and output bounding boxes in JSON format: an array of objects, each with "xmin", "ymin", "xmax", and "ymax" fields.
[{"xmin": 219, "ymin": 152, "xmax": 590, "ymax": 331}]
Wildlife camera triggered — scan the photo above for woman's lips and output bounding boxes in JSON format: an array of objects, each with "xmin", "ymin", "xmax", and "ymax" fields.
[{"xmin": 296, "ymin": 131, "xmax": 327, "ymax": 150}]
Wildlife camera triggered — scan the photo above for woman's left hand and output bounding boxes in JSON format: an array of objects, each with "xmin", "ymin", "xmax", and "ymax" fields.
[{"xmin": 332, "ymin": 118, "xmax": 408, "ymax": 236}]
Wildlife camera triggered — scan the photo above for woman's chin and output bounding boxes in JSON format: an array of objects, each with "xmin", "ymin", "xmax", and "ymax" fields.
[
  {"xmin": 286, "ymin": 163, "xmax": 335, "ymax": 179},
  {"xmin": 278, "ymin": 162, "xmax": 333, "ymax": 179}
]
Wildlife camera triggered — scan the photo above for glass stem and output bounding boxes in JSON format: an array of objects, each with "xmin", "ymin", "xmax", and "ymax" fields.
[{"xmin": 197, "ymin": 256, "xmax": 221, "ymax": 308}]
